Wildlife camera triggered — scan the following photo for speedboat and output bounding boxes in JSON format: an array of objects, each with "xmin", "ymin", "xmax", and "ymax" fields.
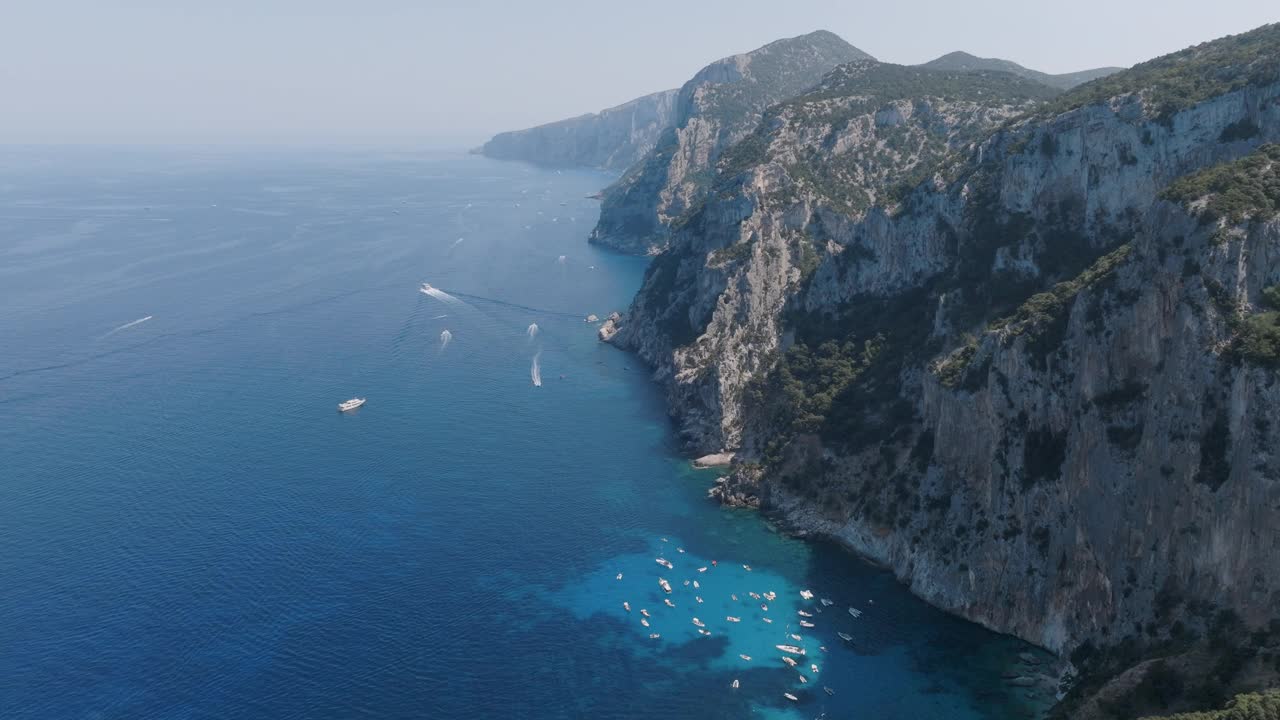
[
  {"xmin": 731, "ymin": 679, "xmax": 740, "ymax": 689},
  {"xmin": 338, "ymin": 397, "xmax": 366, "ymax": 412},
  {"xmin": 698, "ymin": 628, "xmax": 711, "ymax": 636},
  {"xmin": 664, "ymin": 598, "xmax": 675, "ymax": 608},
  {"xmin": 798, "ymin": 674, "xmax": 808, "ymax": 684},
  {"xmin": 798, "ymin": 610, "xmax": 813, "ymax": 617},
  {"xmin": 800, "ymin": 590, "xmax": 814, "ymax": 600},
  {"xmin": 616, "ymin": 573, "xmax": 623, "ymax": 580},
  {"xmin": 762, "ymin": 618, "xmax": 773, "ymax": 624},
  {"xmin": 782, "ymin": 656, "xmax": 798, "ymax": 667},
  {"xmin": 848, "ymin": 607, "xmax": 862, "ymax": 618},
  {"xmin": 623, "ymin": 602, "xmax": 631, "ymax": 612},
  {"xmin": 811, "ymin": 664, "xmax": 819, "ymax": 674},
  {"xmin": 837, "ymin": 632, "xmax": 853, "ymax": 641},
  {"xmin": 824, "ymin": 687, "xmax": 834, "ymax": 696},
  {"xmin": 641, "ymin": 618, "xmax": 649, "ymax": 627},
  {"xmin": 649, "ymin": 633, "xmax": 660, "ymax": 639},
  {"xmin": 695, "ymin": 596, "xmax": 703, "ymax": 604},
  {"xmin": 743, "ymin": 564, "xmax": 752, "ymax": 571},
  {"xmin": 697, "ymin": 567, "xmax": 707, "ymax": 573},
  {"xmin": 692, "ymin": 581, "xmax": 699, "ymax": 589},
  {"xmin": 784, "ymin": 693, "xmax": 798, "ymax": 702},
  {"xmin": 760, "ymin": 604, "xmax": 768, "ymax": 612},
  {"xmin": 776, "ymin": 644, "xmax": 805, "ymax": 655},
  {"xmin": 790, "ymin": 634, "xmax": 803, "ymax": 642},
  {"xmin": 820, "ymin": 598, "xmax": 834, "ymax": 607},
  {"xmin": 691, "ymin": 618, "xmax": 705, "ymax": 628},
  {"xmin": 658, "ymin": 578, "xmax": 672, "ymax": 593},
  {"xmin": 800, "ymin": 621, "xmax": 815, "ymax": 628},
  {"xmin": 726, "ymin": 616, "xmax": 741, "ymax": 623},
  {"xmin": 738, "ymin": 654, "xmax": 751, "ymax": 661},
  {"xmin": 640, "ymin": 609, "xmax": 650, "ymax": 618}
]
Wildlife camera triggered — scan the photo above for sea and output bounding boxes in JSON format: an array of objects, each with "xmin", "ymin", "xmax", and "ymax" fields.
[{"xmin": 0, "ymin": 145, "xmax": 1052, "ymax": 719}]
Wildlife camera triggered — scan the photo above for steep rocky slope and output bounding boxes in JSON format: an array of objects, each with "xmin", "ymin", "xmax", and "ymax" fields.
[
  {"xmin": 604, "ymin": 24, "xmax": 1280, "ymax": 717},
  {"xmin": 475, "ymin": 89, "xmax": 679, "ymax": 170},
  {"xmin": 588, "ymin": 30, "xmax": 873, "ymax": 254},
  {"xmin": 921, "ymin": 50, "xmax": 1123, "ymax": 89}
]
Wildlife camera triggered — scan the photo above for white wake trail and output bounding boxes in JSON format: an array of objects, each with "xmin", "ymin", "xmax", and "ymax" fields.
[
  {"xmin": 419, "ymin": 283, "xmax": 465, "ymax": 306},
  {"xmin": 527, "ymin": 323, "xmax": 539, "ymax": 339},
  {"xmin": 101, "ymin": 315, "xmax": 152, "ymax": 338},
  {"xmin": 439, "ymin": 329, "xmax": 452, "ymax": 351},
  {"xmin": 531, "ymin": 352, "xmax": 542, "ymax": 387}
]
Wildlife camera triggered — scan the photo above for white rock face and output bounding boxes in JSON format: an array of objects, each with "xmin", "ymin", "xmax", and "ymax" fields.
[{"xmin": 609, "ymin": 72, "xmax": 1280, "ymax": 658}]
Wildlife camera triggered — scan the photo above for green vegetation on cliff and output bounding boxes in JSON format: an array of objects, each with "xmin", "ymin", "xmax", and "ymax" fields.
[
  {"xmin": 1041, "ymin": 23, "xmax": 1280, "ymax": 123},
  {"xmin": 1161, "ymin": 144, "xmax": 1280, "ymax": 225},
  {"xmin": 1139, "ymin": 690, "xmax": 1280, "ymax": 720}
]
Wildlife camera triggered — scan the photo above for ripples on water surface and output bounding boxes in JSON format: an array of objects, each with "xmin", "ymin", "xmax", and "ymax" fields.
[{"xmin": 0, "ymin": 146, "xmax": 1051, "ymax": 719}]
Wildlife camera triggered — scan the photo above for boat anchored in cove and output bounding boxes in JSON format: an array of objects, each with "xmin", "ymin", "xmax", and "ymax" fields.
[{"xmin": 338, "ymin": 398, "xmax": 366, "ymax": 412}]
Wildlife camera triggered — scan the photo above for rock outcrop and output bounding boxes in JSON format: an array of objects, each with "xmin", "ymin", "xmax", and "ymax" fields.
[
  {"xmin": 605, "ymin": 23, "xmax": 1280, "ymax": 717},
  {"xmin": 588, "ymin": 30, "xmax": 874, "ymax": 255},
  {"xmin": 475, "ymin": 89, "xmax": 679, "ymax": 170}
]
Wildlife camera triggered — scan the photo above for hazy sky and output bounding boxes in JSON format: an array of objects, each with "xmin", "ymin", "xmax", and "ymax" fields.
[{"xmin": 2, "ymin": 0, "xmax": 1275, "ymax": 144}]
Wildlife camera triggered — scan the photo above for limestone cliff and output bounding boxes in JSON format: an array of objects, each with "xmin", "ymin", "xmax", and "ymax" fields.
[
  {"xmin": 605, "ymin": 23, "xmax": 1280, "ymax": 717},
  {"xmin": 588, "ymin": 30, "xmax": 873, "ymax": 254},
  {"xmin": 476, "ymin": 89, "xmax": 678, "ymax": 170}
]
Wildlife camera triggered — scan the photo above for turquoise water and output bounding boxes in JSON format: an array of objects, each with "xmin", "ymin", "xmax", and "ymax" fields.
[{"xmin": 0, "ymin": 146, "xmax": 1049, "ymax": 719}]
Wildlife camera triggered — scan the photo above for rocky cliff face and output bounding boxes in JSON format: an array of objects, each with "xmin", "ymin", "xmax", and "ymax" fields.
[
  {"xmin": 476, "ymin": 89, "xmax": 678, "ymax": 170},
  {"xmin": 920, "ymin": 51, "xmax": 1123, "ymax": 89},
  {"xmin": 588, "ymin": 30, "xmax": 873, "ymax": 254},
  {"xmin": 605, "ymin": 24, "xmax": 1280, "ymax": 716}
]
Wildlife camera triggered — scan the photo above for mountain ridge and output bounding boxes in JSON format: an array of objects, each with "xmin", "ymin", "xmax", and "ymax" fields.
[{"xmin": 920, "ymin": 50, "xmax": 1123, "ymax": 89}]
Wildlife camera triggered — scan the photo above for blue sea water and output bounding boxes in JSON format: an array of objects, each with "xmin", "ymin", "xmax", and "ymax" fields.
[{"xmin": 0, "ymin": 146, "xmax": 1051, "ymax": 719}]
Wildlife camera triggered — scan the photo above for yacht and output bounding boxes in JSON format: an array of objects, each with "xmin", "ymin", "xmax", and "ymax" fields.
[
  {"xmin": 782, "ymin": 656, "xmax": 798, "ymax": 667},
  {"xmin": 776, "ymin": 644, "xmax": 805, "ymax": 655},
  {"xmin": 837, "ymin": 632, "xmax": 853, "ymax": 641},
  {"xmin": 338, "ymin": 398, "xmax": 366, "ymax": 412},
  {"xmin": 784, "ymin": 693, "xmax": 798, "ymax": 702}
]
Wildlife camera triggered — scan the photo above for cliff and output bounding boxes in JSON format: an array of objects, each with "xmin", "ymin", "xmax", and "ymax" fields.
[
  {"xmin": 605, "ymin": 23, "xmax": 1280, "ymax": 717},
  {"xmin": 588, "ymin": 30, "xmax": 874, "ymax": 254},
  {"xmin": 921, "ymin": 51, "xmax": 1124, "ymax": 89},
  {"xmin": 475, "ymin": 88, "xmax": 679, "ymax": 170}
]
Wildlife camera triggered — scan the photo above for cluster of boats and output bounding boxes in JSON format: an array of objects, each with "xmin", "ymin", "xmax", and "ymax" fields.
[{"xmin": 617, "ymin": 538, "xmax": 871, "ymax": 706}]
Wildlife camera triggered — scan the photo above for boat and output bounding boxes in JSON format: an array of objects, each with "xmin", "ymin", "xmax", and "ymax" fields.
[
  {"xmin": 616, "ymin": 573, "xmax": 623, "ymax": 580},
  {"xmin": 776, "ymin": 644, "xmax": 806, "ymax": 655},
  {"xmin": 731, "ymin": 594, "xmax": 738, "ymax": 601},
  {"xmin": 695, "ymin": 596, "xmax": 704, "ymax": 604},
  {"xmin": 760, "ymin": 604, "xmax": 768, "ymax": 612},
  {"xmin": 798, "ymin": 610, "xmax": 814, "ymax": 617},
  {"xmin": 819, "ymin": 646, "xmax": 828, "ymax": 653},
  {"xmin": 658, "ymin": 579, "xmax": 672, "ymax": 593},
  {"xmin": 623, "ymin": 602, "xmax": 631, "ymax": 612},
  {"xmin": 764, "ymin": 592, "xmax": 777, "ymax": 601},
  {"xmin": 820, "ymin": 598, "xmax": 834, "ymax": 607},
  {"xmin": 762, "ymin": 618, "xmax": 773, "ymax": 624},
  {"xmin": 798, "ymin": 674, "xmax": 808, "ymax": 684},
  {"xmin": 641, "ymin": 618, "xmax": 649, "ymax": 627},
  {"xmin": 726, "ymin": 616, "xmax": 741, "ymax": 623},
  {"xmin": 683, "ymin": 580, "xmax": 690, "ymax": 586},
  {"xmin": 731, "ymin": 679, "xmax": 740, "ymax": 689},
  {"xmin": 640, "ymin": 609, "xmax": 650, "ymax": 618},
  {"xmin": 337, "ymin": 398, "xmax": 366, "ymax": 412},
  {"xmin": 664, "ymin": 598, "xmax": 676, "ymax": 608},
  {"xmin": 800, "ymin": 590, "xmax": 814, "ymax": 600},
  {"xmin": 800, "ymin": 621, "xmax": 815, "ymax": 628},
  {"xmin": 848, "ymin": 607, "xmax": 862, "ymax": 618},
  {"xmin": 739, "ymin": 654, "xmax": 751, "ymax": 661},
  {"xmin": 649, "ymin": 633, "xmax": 661, "ymax": 639},
  {"xmin": 655, "ymin": 558, "xmax": 673, "ymax": 569},
  {"xmin": 811, "ymin": 663, "xmax": 819, "ymax": 674},
  {"xmin": 824, "ymin": 687, "xmax": 834, "ymax": 696},
  {"xmin": 784, "ymin": 693, "xmax": 798, "ymax": 702},
  {"xmin": 743, "ymin": 564, "xmax": 752, "ymax": 571},
  {"xmin": 782, "ymin": 656, "xmax": 798, "ymax": 667},
  {"xmin": 749, "ymin": 592, "xmax": 761, "ymax": 600},
  {"xmin": 790, "ymin": 634, "xmax": 802, "ymax": 642},
  {"xmin": 691, "ymin": 618, "xmax": 705, "ymax": 628},
  {"xmin": 837, "ymin": 632, "xmax": 853, "ymax": 641},
  {"xmin": 692, "ymin": 581, "xmax": 699, "ymax": 589},
  {"xmin": 676, "ymin": 547, "xmax": 684, "ymax": 553},
  {"xmin": 697, "ymin": 567, "xmax": 707, "ymax": 573},
  {"xmin": 698, "ymin": 628, "xmax": 711, "ymax": 636}
]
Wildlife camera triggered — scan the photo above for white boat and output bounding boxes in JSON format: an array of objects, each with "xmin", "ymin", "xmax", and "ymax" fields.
[
  {"xmin": 676, "ymin": 547, "xmax": 685, "ymax": 553},
  {"xmin": 655, "ymin": 557, "xmax": 674, "ymax": 569},
  {"xmin": 764, "ymin": 591, "xmax": 777, "ymax": 601},
  {"xmin": 776, "ymin": 644, "xmax": 806, "ymax": 656},
  {"xmin": 692, "ymin": 580, "xmax": 700, "ymax": 589},
  {"xmin": 658, "ymin": 578, "xmax": 672, "ymax": 593},
  {"xmin": 798, "ymin": 674, "xmax": 808, "ymax": 684},
  {"xmin": 800, "ymin": 621, "xmax": 816, "ymax": 628},
  {"xmin": 695, "ymin": 596, "xmax": 703, "ymax": 604},
  {"xmin": 697, "ymin": 567, "xmax": 707, "ymax": 573},
  {"xmin": 790, "ymin": 634, "xmax": 802, "ymax": 642},
  {"xmin": 782, "ymin": 656, "xmax": 798, "ymax": 667},
  {"xmin": 641, "ymin": 618, "xmax": 649, "ymax": 627},
  {"xmin": 698, "ymin": 628, "xmax": 711, "ymax": 636},
  {"xmin": 743, "ymin": 564, "xmax": 752, "ymax": 571},
  {"xmin": 749, "ymin": 592, "xmax": 761, "ymax": 600},
  {"xmin": 760, "ymin": 604, "xmax": 769, "ymax": 612},
  {"xmin": 798, "ymin": 610, "xmax": 814, "ymax": 617},
  {"xmin": 664, "ymin": 598, "xmax": 675, "ymax": 608},
  {"xmin": 837, "ymin": 632, "xmax": 853, "ymax": 641},
  {"xmin": 811, "ymin": 663, "xmax": 819, "ymax": 673},
  {"xmin": 731, "ymin": 594, "xmax": 738, "ymax": 601},
  {"xmin": 848, "ymin": 607, "xmax": 862, "ymax": 618},
  {"xmin": 640, "ymin": 609, "xmax": 650, "ymax": 618},
  {"xmin": 616, "ymin": 573, "xmax": 623, "ymax": 580},
  {"xmin": 691, "ymin": 618, "xmax": 705, "ymax": 628},
  {"xmin": 820, "ymin": 598, "xmax": 834, "ymax": 607},
  {"xmin": 726, "ymin": 616, "xmax": 741, "ymax": 623},
  {"xmin": 739, "ymin": 654, "xmax": 751, "ymax": 661},
  {"xmin": 800, "ymin": 590, "xmax": 814, "ymax": 600},
  {"xmin": 784, "ymin": 693, "xmax": 798, "ymax": 702},
  {"xmin": 649, "ymin": 633, "xmax": 660, "ymax": 639},
  {"xmin": 819, "ymin": 646, "xmax": 828, "ymax": 653},
  {"xmin": 824, "ymin": 687, "xmax": 834, "ymax": 696},
  {"xmin": 623, "ymin": 602, "xmax": 631, "ymax": 612},
  {"xmin": 762, "ymin": 618, "xmax": 773, "ymax": 624},
  {"xmin": 337, "ymin": 397, "xmax": 366, "ymax": 412},
  {"xmin": 731, "ymin": 679, "xmax": 740, "ymax": 689}
]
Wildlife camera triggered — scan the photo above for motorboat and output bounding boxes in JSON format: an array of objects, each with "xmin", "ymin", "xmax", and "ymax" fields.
[{"xmin": 338, "ymin": 397, "xmax": 366, "ymax": 412}]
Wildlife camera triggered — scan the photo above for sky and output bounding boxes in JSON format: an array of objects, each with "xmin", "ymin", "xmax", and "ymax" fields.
[{"xmin": 1, "ymin": 0, "xmax": 1276, "ymax": 144}]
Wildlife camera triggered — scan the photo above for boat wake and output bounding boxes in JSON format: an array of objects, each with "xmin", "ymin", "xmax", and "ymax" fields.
[
  {"xmin": 527, "ymin": 323, "xmax": 539, "ymax": 339},
  {"xmin": 439, "ymin": 329, "xmax": 452, "ymax": 351},
  {"xmin": 419, "ymin": 283, "xmax": 465, "ymax": 306},
  {"xmin": 531, "ymin": 351, "xmax": 542, "ymax": 387},
  {"xmin": 101, "ymin": 315, "xmax": 152, "ymax": 338}
]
